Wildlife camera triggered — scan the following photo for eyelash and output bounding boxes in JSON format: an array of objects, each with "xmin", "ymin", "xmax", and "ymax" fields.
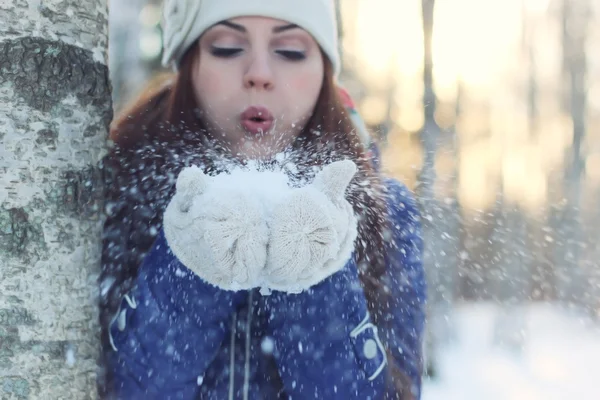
[
  {"xmin": 276, "ymin": 50, "xmax": 306, "ymax": 61},
  {"xmin": 210, "ymin": 47, "xmax": 242, "ymax": 57},
  {"xmin": 210, "ymin": 46, "xmax": 306, "ymax": 61}
]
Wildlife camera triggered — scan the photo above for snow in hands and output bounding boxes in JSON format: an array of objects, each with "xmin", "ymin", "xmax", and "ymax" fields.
[{"xmin": 162, "ymin": 158, "xmax": 359, "ymax": 293}]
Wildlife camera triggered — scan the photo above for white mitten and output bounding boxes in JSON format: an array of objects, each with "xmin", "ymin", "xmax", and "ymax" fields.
[
  {"xmin": 163, "ymin": 166, "xmax": 270, "ymax": 291},
  {"xmin": 265, "ymin": 160, "xmax": 359, "ymax": 293}
]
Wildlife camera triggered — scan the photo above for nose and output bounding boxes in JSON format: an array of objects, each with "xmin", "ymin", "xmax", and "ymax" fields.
[{"xmin": 243, "ymin": 54, "xmax": 274, "ymax": 91}]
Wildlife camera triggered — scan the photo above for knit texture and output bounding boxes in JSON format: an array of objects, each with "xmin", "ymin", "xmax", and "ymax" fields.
[
  {"xmin": 265, "ymin": 160, "xmax": 358, "ymax": 293},
  {"xmin": 163, "ymin": 166, "xmax": 284, "ymax": 291},
  {"xmin": 163, "ymin": 160, "xmax": 358, "ymax": 293}
]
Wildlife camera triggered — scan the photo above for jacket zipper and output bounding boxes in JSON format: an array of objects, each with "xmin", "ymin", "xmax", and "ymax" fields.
[
  {"xmin": 228, "ymin": 312, "xmax": 237, "ymax": 400},
  {"xmin": 243, "ymin": 291, "xmax": 254, "ymax": 400},
  {"xmin": 229, "ymin": 291, "xmax": 254, "ymax": 400}
]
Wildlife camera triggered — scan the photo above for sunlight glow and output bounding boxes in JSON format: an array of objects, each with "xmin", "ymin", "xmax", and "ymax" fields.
[
  {"xmin": 341, "ymin": 0, "xmax": 585, "ymax": 212},
  {"xmin": 433, "ymin": 0, "xmax": 522, "ymax": 89}
]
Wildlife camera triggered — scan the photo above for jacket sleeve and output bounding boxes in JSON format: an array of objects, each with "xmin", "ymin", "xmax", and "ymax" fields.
[
  {"xmin": 380, "ymin": 178, "xmax": 427, "ymax": 399},
  {"xmin": 107, "ymin": 229, "xmax": 246, "ymax": 399},
  {"xmin": 264, "ymin": 256, "xmax": 388, "ymax": 399},
  {"xmin": 263, "ymin": 179, "xmax": 426, "ymax": 399}
]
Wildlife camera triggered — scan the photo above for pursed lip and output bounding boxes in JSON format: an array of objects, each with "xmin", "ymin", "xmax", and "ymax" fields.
[{"xmin": 240, "ymin": 106, "xmax": 274, "ymax": 134}]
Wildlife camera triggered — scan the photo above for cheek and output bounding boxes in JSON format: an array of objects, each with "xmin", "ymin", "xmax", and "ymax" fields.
[
  {"xmin": 195, "ymin": 66, "xmax": 226, "ymax": 101},
  {"xmin": 288, "ymin": 75, "xmax": 313, "ymax": 92},
  {"xmin": 193, "ymin": 62, "xmax": 240, "ymax": 124},
  {"xmin": 286, "ymin": 72, "xmax": 322, "ymax": 113},
  {"xmin": 288, "ymin": 63, "xmax": 322, "ymax": 92}
]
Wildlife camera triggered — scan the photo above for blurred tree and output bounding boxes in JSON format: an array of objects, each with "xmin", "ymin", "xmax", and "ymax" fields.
[
  {"xmin": 490, "ymin": 0, "xmax": 540, "ymax": 353},
  {"xmin": 110, "ymin": 0, "xmax": 163, "ymax": 111},
  {"xmin": 335, "ymin": 0, "xmax": 344, "ymax": 60},
  {"xmin": 551, "ymin": 0, "xmax": 590, "ymax": 308},
  {"xmin": 109, "ymin": 0, "xmax": 145, "ymax": 110},
  {"xmin": 521, "ymin": 0, "xmax": 558, "ymax": 304},
  {"xmin": 416, "ymin": 0, "xmax": 455, "ymax": 379},
  {"xmin": 490, "ymin": 200, "xmax": 531, "ymax": 352},
  {"xmin": 0, "ymin": 0, "xmax": 111, "ymax": 398}
]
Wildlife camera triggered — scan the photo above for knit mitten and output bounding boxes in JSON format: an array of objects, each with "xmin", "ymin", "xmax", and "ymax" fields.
[
  {"xmin": 264, "ymin": 160, "xmax": 359, "ymax": 293},
  {"xmin": 163, "ymin": 166, "xmax": 269, "ymax": 291}
]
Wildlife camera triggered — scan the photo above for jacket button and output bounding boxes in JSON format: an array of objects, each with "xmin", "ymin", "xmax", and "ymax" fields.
[
  {"xmin": 197, "ymin": 375, "xmax": 204, "ymax": 386},
  {"xmin": 363, "ymin": 339, "xmax": 378, "ymax": 359}
]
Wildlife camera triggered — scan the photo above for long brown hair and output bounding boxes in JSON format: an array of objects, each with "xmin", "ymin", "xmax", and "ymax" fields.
[{"xmin": 99, "ymin": 44, "xmax": 415, "ymax": 399}]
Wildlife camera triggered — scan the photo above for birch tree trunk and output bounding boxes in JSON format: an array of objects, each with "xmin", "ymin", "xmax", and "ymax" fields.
[{"xmin": 0, "ymin": 1, "xmax": 111, "ymax": 398}]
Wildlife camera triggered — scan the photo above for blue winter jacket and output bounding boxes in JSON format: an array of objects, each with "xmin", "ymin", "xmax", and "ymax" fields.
[{"xmin": 107, "ymin": 178, "xmax": 426, "ymax": 399}]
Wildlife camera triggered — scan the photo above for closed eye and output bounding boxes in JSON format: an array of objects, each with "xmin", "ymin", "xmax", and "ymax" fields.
[
  {"xmin": 275, "ymin": 50, "xmax": 306, "ymax": 61},
  {"xmin": 210, "ymin": 46, "xmax": 243, "ymax": 58}
]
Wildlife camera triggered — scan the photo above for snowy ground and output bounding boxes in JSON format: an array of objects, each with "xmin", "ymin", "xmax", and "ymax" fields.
[{"xmin": 422, "ymin": 302, "xmax": 600, "ymax": 400}]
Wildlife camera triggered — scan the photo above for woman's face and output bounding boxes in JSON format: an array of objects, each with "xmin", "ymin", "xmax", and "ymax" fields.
[{"xmin": 192, "ymin": 16, "xmax": 325, "ymax": 160}]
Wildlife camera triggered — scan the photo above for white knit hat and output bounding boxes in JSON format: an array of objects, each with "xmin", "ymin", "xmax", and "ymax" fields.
[{"xmin": 161, "ymin": 0, "xmax": 340, "ymax": 75}]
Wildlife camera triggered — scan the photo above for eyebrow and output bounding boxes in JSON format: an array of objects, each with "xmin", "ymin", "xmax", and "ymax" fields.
[
  {"xmin": 273, "ymin": 23, "xmax": 299, "ymax": 33},
  {"xmin": 217, "ymin": 21, "xmax": 300, "ymax": 34},
  {"xmin": 217, "ymin": 21, "xmax": 246, "ymax": 32}
]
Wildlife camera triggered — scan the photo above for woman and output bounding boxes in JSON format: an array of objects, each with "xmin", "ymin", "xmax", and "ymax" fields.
[{"xmin": 99, "ymin": 0, "xmax": 426, "ymax": 399}]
